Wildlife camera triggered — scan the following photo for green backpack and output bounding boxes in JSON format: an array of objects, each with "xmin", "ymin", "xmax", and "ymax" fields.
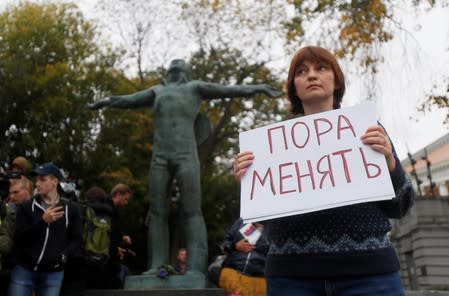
[{"xmin": 82, "ymin": 205, "xmax": 111, "ymax": 266}]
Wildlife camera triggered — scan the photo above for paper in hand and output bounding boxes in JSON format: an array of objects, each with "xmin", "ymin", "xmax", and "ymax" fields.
[{"xmin": 239, "ymin": 223, "xmax": 262, "ymax": 245}]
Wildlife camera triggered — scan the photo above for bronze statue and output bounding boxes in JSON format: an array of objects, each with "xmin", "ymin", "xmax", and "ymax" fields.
[{"xmin": 88, "ymin": 59, "xmax": 282, "ymax": 275}]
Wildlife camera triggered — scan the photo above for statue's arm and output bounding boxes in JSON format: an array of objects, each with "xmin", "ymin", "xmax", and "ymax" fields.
[
  {"xmin": 87, "ymin": 88, "xmax": 155, "ymax": 110},
  {"xmin": 195, "ymin": 81, "xmax": 283, "ymax": 100}
]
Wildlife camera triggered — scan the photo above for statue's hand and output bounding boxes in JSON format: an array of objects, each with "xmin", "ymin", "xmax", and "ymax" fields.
[
  {"xmin": 262, "ymin": 85, "xmax": 283, "ymax": 98},
  {"xmin": 87, "ymin": 97, "xmax": 112, "ymax": 110}
]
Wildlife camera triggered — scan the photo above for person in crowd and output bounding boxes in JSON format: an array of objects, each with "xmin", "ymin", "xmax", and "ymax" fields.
[
  {"xmin": 61, "ymin": 185, "xmax": 113, "ymax": 295},
  {"xmin": 8, "ymin": 162, "xmax": 83, "ymax": 296},
  {"xmin": 218, "ymin": 218, "xmax": 269, "ymax": 296},
  {"xmin": 0, "ymin": 156, "xmax": 31, "ymax": 203},
  {"xmin": 0, "ymin": 177, "xmax": 34, "ymax": 250},
  {"xmin": 105, "ymin": 183, "xmax": 133, "ymax": 289},
  {"xmin": 10, "ymin": 156, "xmax": 31, "ymax": 175},
  {"xmin": 233, "ymin": 46, "xmax": 414, "ymax": 296},
  {"xmin": 173, "ymin": 247, "xmax": 187, "ymax": 274},
  {"xmin": 83, "ymin": 185, "xmax": 113, "ymax": 290},
  {"xmin": 0, "ymin": 176, "xmax": 33, "ymax": 292}
]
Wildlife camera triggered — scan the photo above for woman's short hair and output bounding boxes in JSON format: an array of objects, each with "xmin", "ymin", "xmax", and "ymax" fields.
[{"xmin": 287, "ymin": 46, "xmax": 346, "ymax": 115}]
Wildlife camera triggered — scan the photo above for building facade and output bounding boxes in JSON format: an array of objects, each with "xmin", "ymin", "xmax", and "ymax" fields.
[{"xmin": 390, "ymin": 132, "xmax": 449, "ymax": 290}]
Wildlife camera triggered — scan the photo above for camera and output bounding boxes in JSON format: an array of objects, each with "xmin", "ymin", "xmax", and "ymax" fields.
[{"xmin": 0, "ymin": 169, "xmax": 22, "ymax": 199}]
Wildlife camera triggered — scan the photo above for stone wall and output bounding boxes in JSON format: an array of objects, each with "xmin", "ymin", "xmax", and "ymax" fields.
[
  {"xmin": 85, "ymin": 290, "xmax": 449, "ymax": 296},
  {"xmin": 390, "ymin": 197, "xmax": 449, "ymax": 290}
]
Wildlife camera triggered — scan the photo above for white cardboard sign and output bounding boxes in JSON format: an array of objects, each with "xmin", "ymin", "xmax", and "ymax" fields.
[{"xmin": 239, "ymin": 103, "xmax": 395, "ymax": 223}]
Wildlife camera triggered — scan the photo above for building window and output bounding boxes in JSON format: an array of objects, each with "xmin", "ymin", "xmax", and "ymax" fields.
[{"xmin": 423, "ymin": 185, "xmax": 440, "ymax": 197}]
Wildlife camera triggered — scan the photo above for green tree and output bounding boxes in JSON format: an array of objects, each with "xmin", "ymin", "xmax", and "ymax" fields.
[
  {"xmin": 0, "ymin": 2, "xmax": 120, "ymax": 178},
  {"xmin": 0, "ymin": 2, "xmax": 155, "ymax": 270}
]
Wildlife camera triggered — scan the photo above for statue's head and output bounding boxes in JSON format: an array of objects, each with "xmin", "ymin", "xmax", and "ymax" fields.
[{"xmin": 167, "ymin": 59, "xmax": 191, "ymax": 84}]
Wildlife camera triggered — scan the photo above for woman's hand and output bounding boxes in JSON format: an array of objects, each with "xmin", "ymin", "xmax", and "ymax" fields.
[
  {"xmin": 361, "ymin": 125, "xmax": 396, "ymax": 172},
  {"xmin": 235, "ymin": 239, "xmax": 256, "ymax": 253},
  {"xmin": 233, "ymin": 151, "xmax": 255, "ymax": 182}
]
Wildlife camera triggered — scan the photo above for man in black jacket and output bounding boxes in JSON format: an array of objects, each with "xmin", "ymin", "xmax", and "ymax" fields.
[
  {"xmin": 105, "ymin": 183, "xmax": 132, "ymax": 289},
  {"xmin": 8, "ymin": 163, "xmax": 82, "ymax": 296}
]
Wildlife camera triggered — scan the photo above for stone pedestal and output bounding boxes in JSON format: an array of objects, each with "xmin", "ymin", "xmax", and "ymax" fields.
[
  {"xmin": 86, "ymin": 289, "xmax": 225, "ymax": 296},
  {"xmin": 124, "ymin": 272, "xmax": 206, "ymax": 290}
]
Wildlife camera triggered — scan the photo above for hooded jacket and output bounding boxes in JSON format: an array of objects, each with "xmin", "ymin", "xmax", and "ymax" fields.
[
  {"xmin": 222, "ymin": 218, "xmax": 269, "ymax": 276},
  {"xmin": 13, "ymin": 195, "xmax": 82, "ymax": 272}
]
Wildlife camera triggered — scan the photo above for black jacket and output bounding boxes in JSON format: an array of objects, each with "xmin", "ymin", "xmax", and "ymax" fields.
[
  {"xmin": 88, "ymin": 200, "xmax": 113, "ymax": 219},
  {"xmin": 222, "ymin": 218, "xmax": 269, "ymax": 276},
  {"xmin": 106, "ymin": 198, "xmax": 123, "ymax": 265},
  {"xmin": 14, "ymin": 195, "xmax": 83, "ymax": 272}
]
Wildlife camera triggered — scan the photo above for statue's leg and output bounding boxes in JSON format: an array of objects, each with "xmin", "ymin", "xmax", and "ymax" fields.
[
  {"xmin": 176, "ymin": 155, "xmax": 208, "ymax": 274},
  {"xmin": 146, "ymin": 162, "xmax": 171, "ymax": 273}
]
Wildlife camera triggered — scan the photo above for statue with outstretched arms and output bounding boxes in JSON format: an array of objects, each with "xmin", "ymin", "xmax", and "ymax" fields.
[{"xmin": 88, "ymin": 59, "xmax": 282, "ymax": 276}]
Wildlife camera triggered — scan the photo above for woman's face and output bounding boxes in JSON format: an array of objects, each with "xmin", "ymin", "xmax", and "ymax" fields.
[{"xmin": 294, "ymin": 60, "xmax": 335, "ymax": 112}]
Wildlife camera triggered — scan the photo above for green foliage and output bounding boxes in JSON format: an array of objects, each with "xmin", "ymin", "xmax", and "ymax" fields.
[
  {"xmin": 0, "ymin": 2, "xmax": 120, "ymax": 177},
  {"xmin": 202, "ymin": 173, "xmax": 240, "ymax": 256},
  {"xmin": 190, "ymin": 47, "xmax": 287, "ymax": 168},
  {"xmin": 0, "ymin": 2, "xmax": 151, "ymax": 270},
  {"xmin": 285, "ymin": 0, "xmax": 392, "ymax": 71}
]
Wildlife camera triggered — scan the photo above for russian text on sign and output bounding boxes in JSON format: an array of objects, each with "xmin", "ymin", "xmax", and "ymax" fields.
[{"xmin": 239, "ymin": 103, "xmax": 394, "ymax": 223}]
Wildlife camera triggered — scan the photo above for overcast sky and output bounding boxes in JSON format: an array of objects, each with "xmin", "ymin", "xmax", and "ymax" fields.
[
  {"xmin": 375, "ymin": 5, "xmax": 449, "ymax": 160},
  {"xmin": 2, "ymin": 1, "xmax": 448, "ymax": 161}
]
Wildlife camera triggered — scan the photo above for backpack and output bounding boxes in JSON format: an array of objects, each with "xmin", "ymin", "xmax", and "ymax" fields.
[{"xmin": 82, "ymin": 205, "xmax": 111, "ymax": 267}]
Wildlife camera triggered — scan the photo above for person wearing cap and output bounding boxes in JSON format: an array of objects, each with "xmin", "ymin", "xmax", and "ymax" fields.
[{"xmin": 8, "ymin": 163, "xmax": 82, "ymax": 296}]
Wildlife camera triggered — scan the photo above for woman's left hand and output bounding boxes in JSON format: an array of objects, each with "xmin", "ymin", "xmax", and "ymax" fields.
[{"xmin": 360, "ymin": 125, "xmax": 396, "ymax": 172}]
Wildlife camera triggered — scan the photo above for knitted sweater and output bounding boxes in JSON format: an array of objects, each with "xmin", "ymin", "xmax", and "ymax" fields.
[{"xmin": 264, "ymin": 146, "xmax": 414, "ymax": 278}]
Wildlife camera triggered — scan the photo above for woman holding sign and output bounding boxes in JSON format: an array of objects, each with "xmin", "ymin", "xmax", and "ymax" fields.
[{"xmin": 234, "ymin": 46, "xmax": 414, "ymax": 296}]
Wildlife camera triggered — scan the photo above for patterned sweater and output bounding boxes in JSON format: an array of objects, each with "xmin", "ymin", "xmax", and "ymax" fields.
[{"xmin": 264, "ymin": 146, "xmax": 414, "ymax": 278}]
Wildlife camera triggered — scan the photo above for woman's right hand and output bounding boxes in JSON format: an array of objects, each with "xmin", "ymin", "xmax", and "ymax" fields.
[{"xmin": 233, "ymin": 151, "xmax": 254, "ymax": 182}]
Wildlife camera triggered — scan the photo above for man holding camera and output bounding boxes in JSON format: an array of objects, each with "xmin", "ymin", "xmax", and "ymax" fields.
[
  {"xmin": 8, "ymin": 163, "xmax": 82, "ymax": 296},
  {"xmin": 105, "ymin": 183, "xmax": 133, "ymax": 289}
]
